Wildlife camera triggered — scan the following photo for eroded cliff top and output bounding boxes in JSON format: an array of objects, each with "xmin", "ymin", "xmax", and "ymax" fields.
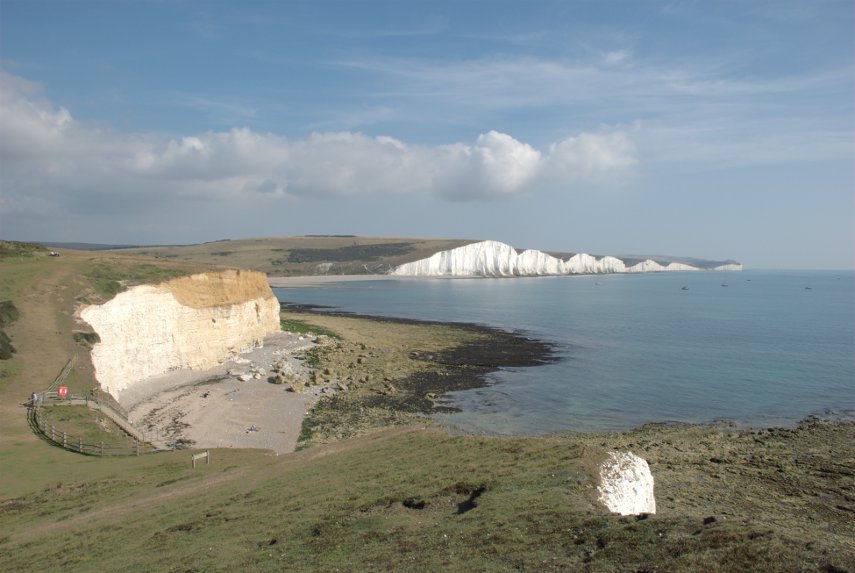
[{"xmin": 163, "ymin": 269, "xmax": 274, "ymax": 308}]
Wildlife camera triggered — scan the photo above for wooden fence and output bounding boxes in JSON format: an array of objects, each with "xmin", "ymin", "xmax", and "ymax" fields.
[
  {"xmin": 28, "ymin": 356, "xmax": 176, "ymax": 456},
  {"xmin": 29, "ymin": 405, "xmax": 157, "ymax": 456}
]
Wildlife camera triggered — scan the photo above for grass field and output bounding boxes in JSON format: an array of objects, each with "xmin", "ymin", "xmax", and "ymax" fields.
[
  {"xmin": 0, "ymin": 240, "xmax": 852, "ymax": 572},
  {"xmin": 111, "ymin": 236, "xmax": 475, "ymax": 276}
]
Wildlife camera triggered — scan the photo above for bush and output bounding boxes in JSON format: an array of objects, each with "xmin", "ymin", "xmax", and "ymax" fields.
[
  {"xmin": 0, "ymin": 330, "xmax": 14, "ymax": 359},
  {"xmin": 0, "ymin": 301, "xmax": 20, "ymax": 328}
]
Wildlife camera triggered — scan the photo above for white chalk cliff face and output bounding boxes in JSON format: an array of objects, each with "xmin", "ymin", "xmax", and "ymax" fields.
[
  {"xmin": 597, "ymin": 451, "xmax": 657, "ymax": 516},
  {"xmin": 81, "ymin": 270, "xmax": 281, "ymax": 400},
  {"xmin": 391, "ymin": 240, "xmax": 742, "ymax": 277}
]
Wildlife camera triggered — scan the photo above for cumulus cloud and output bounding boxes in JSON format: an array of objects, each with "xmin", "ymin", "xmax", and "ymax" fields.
[
  {"xmin": 548, "ymin": 130, "xmax": 637, "ymax": 177},
  {"xmin": 0, "ymin": 71, "xmax": 636, "ymax": 217}
]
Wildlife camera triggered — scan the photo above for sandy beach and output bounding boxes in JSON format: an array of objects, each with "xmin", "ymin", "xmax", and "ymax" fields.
[{"xmin": 124, "ymin": 331, "xmax": 324, "ymax": 454}]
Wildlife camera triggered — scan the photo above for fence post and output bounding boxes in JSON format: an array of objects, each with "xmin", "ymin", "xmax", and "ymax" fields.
[
  {"xmin": 78, "ymin": 438, "xmax": 83, "ymax": 453},
  {"xmin": 63, "ymin": 432, "xmax": 67, "ymax": 448},
  {"xmin": 100, "ymin": 441, "xmax": 104, "ymax": 456},
  {"xmin": 51, "ymin": 425, "xmax": 55, "ymax": 441},
  {"xmin": 135, "ymin": 439, "xmax": 139, "ymax": 456}
]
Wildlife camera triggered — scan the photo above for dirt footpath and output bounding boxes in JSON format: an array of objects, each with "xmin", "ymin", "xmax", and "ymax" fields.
[{"xmin": 124, "ymin": 332, "xmax": 322, "ymax": 454}]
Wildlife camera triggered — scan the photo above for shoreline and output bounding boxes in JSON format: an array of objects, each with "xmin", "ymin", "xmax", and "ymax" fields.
[
  {"xmin": 268, "ymin": 274, "xmax": 392, "ymax": 288},
  {"xmin": 277, "ymin": 304, "xmax": 557, "ymax": 446},
  {"xmin": 125, "ymin": 297, "xmax": 851, "ymax": 453},
  {"xmin": 272, "ymin": 274, "xmax": 854, "ymax": 436}
]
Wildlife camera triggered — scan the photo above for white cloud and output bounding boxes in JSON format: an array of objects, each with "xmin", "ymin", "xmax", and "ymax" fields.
[
  {"xmin": 548, "ymin": 130, "xmax": 637, "ymax": 177},
  {"xmin": 0, "ymin": 71, "xmax": 637, "ymax": 217},
  {"xmin": 601, "ymin": 49, "xmax": 630, "ymax": 66}
]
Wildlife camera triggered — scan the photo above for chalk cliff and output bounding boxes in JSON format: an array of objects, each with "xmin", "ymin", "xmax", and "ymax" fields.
[
  {"xmin": 391, "ymin": 240, "xmax": 742, "ymax": 277},
  {"xmin": 80, "ymin": 270, "xmax": 281, "ymax": 399}
]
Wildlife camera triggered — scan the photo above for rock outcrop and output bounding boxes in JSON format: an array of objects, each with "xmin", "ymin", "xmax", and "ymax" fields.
[
  {"xmin": 597, "ymin": 451, "xmax": 657, "ymax": 516},
  {"xmin": 81, "ymin": 270, "xmax": 281, "ymax": 399},
  {"xmin": 391, "ymin": 240, "xmax": 742, "ymax": 277}
]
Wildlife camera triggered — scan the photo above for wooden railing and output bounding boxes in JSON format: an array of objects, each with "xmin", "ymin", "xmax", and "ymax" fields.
[{"xmin": 28, "ymin": 357, "xmax": 175, "ymax": 455}]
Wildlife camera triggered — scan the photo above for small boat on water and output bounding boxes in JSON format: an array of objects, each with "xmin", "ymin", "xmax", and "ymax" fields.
[
  {"xmin": 721, "ymin": 284, "xmax": 728, "ymax": 287},
  {"xmin": 681, "ymin": 286, "xmax": 689, "ymax": 291}
]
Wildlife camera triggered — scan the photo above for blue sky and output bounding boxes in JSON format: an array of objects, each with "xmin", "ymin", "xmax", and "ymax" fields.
[{"xmin": 1, "ymin": 0, "xmax": 852, "ymax": 268}]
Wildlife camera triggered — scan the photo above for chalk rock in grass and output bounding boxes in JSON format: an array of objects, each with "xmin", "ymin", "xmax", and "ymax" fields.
[{"xmin": 597, "ymin": 451, "xmax": 656, "ymax": 516}]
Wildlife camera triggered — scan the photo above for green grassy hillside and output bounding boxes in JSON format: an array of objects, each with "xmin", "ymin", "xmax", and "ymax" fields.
[{"xmin": 0, "ymin": 242, "xmax": 851, "ymax": 572}]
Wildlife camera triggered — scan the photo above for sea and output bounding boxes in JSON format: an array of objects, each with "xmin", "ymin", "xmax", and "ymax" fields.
[{"xmin": 273, "ymin": 270, "xmax": 854, "ymax": 435}]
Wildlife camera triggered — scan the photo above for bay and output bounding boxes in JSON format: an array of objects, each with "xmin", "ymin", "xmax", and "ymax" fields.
[{"xmin": 273, "ymin": 270, "xmax": 854, "ymax": 435}]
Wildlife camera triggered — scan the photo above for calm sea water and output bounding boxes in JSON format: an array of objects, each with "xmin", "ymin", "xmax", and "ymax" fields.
[{"xmin": 273, "ymin": 270, "xmax": 854, "ymax": 435}]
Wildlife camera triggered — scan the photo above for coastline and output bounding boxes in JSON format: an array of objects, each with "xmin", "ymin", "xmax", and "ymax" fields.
[
  {"xmin": 268, "ymin": 274, "xmax": 392, "ymax": 288},
  {"xmin": 127, "ymin": 281, "xmax": 850, "ymax": 453},
  {"xmin": 120, "ymin": 302, "xmax": 556, "ymax": 453},
  {"xmin": 278, "ymin": 304, "xmax": 556, "ymax": 446}
]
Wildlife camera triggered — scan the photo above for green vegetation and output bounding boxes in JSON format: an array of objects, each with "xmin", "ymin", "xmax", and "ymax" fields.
[
  {"xmin": 98, "ymin": 236, "xmax": 475, "ymax": 275},
  {"xmin": 33, "ymin": 405, "xmax": 146, "ymax": 454},
  {"xmin": 72, "ymin": 331, "xmax": 100, "ymax": 347},
  {"xmin": 0, "ymin": 300, "xmax": 20, "ymax": 359},
  {"xmin": 280, "ymin": 318, "xmax": 339, "ymax": 339},
  {"xmin": 1, "ymin": 422, "xmax": 853, "ymax": 572},
  {"xmin": 0, "ymin": 240, "xmax": 850, "ymax": 572},
  {"xmin": 85, "ymin": 262, "xmax": 192, "ymax": 300},
  {"xmin": 0, "ymin": 331, "xmax": 14, "ymax": 360},
  {"xmin": 0, "ymin": 300, "xmax": 20, "ymax": 327},
  {"xmin": 0, "ymin": 240, "xmax": 47, "ymax": 259},
  {"xmin": 285, "ymin": 242, "xmax": 415, "ymax": 263}
]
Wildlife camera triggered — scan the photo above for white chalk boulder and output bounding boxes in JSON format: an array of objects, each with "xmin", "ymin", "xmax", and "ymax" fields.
[{"xmin": 597, "ymin": 451, "xmax": 656, "ymax": 516}]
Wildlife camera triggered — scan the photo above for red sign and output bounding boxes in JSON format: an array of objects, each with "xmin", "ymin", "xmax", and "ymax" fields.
[{"xmin": 58, "ymin": 386, "xmax": 68, "ymax": 398}]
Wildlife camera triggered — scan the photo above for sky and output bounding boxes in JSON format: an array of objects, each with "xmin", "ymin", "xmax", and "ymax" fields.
[{"xmin": 0, "ymin": 0, "xmax": 852, "ymax": 269}]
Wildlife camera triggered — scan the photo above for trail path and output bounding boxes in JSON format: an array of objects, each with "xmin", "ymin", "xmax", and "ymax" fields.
[
  {"xmin": 1, "ymin": 257, "xmax": 85, "ymax": 446},
  {"xmin": 6, "ymin": 425, "xmax": 422, "ymax": 546}
]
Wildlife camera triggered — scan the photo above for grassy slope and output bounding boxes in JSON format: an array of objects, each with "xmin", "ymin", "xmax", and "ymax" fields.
[
  {"xmin": 2, "ymin": 423, "xmax": 853, "ymax": 572},
  {"xmin": 113, "ymin": 236, "xmax": 477, "ymax": 276},
  {"xmin": 0, "ymin": 247, "xmax": 213, "ymax": 496},
  {"xmin": 0, "ymin": 243, "xmax": 852, "ymax": 572}
]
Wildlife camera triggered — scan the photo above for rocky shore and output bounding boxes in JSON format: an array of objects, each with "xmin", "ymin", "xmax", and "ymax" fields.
[{"xmin": 277, "ymin": 304, "xmax": 555, "ymax": 446}]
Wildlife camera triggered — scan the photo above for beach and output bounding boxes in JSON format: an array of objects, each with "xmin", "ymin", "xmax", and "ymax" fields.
[
  {"xmin": 124, "ymin": 331, "xmax": 319, "ymax": 454},
  {"xmin": 122, "ymin": 304, "xmax": 554, "ymax": 452}
]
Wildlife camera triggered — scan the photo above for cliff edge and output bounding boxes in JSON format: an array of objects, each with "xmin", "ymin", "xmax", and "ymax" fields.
[{"xmin": 80, "ymin": 270, "xmax": 280, "ymax": 400}]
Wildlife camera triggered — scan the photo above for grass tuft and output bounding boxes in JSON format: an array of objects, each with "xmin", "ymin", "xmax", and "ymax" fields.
[{"xmin": 279, "ymin": 318, "xmax": 339, "ymax": 339}]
